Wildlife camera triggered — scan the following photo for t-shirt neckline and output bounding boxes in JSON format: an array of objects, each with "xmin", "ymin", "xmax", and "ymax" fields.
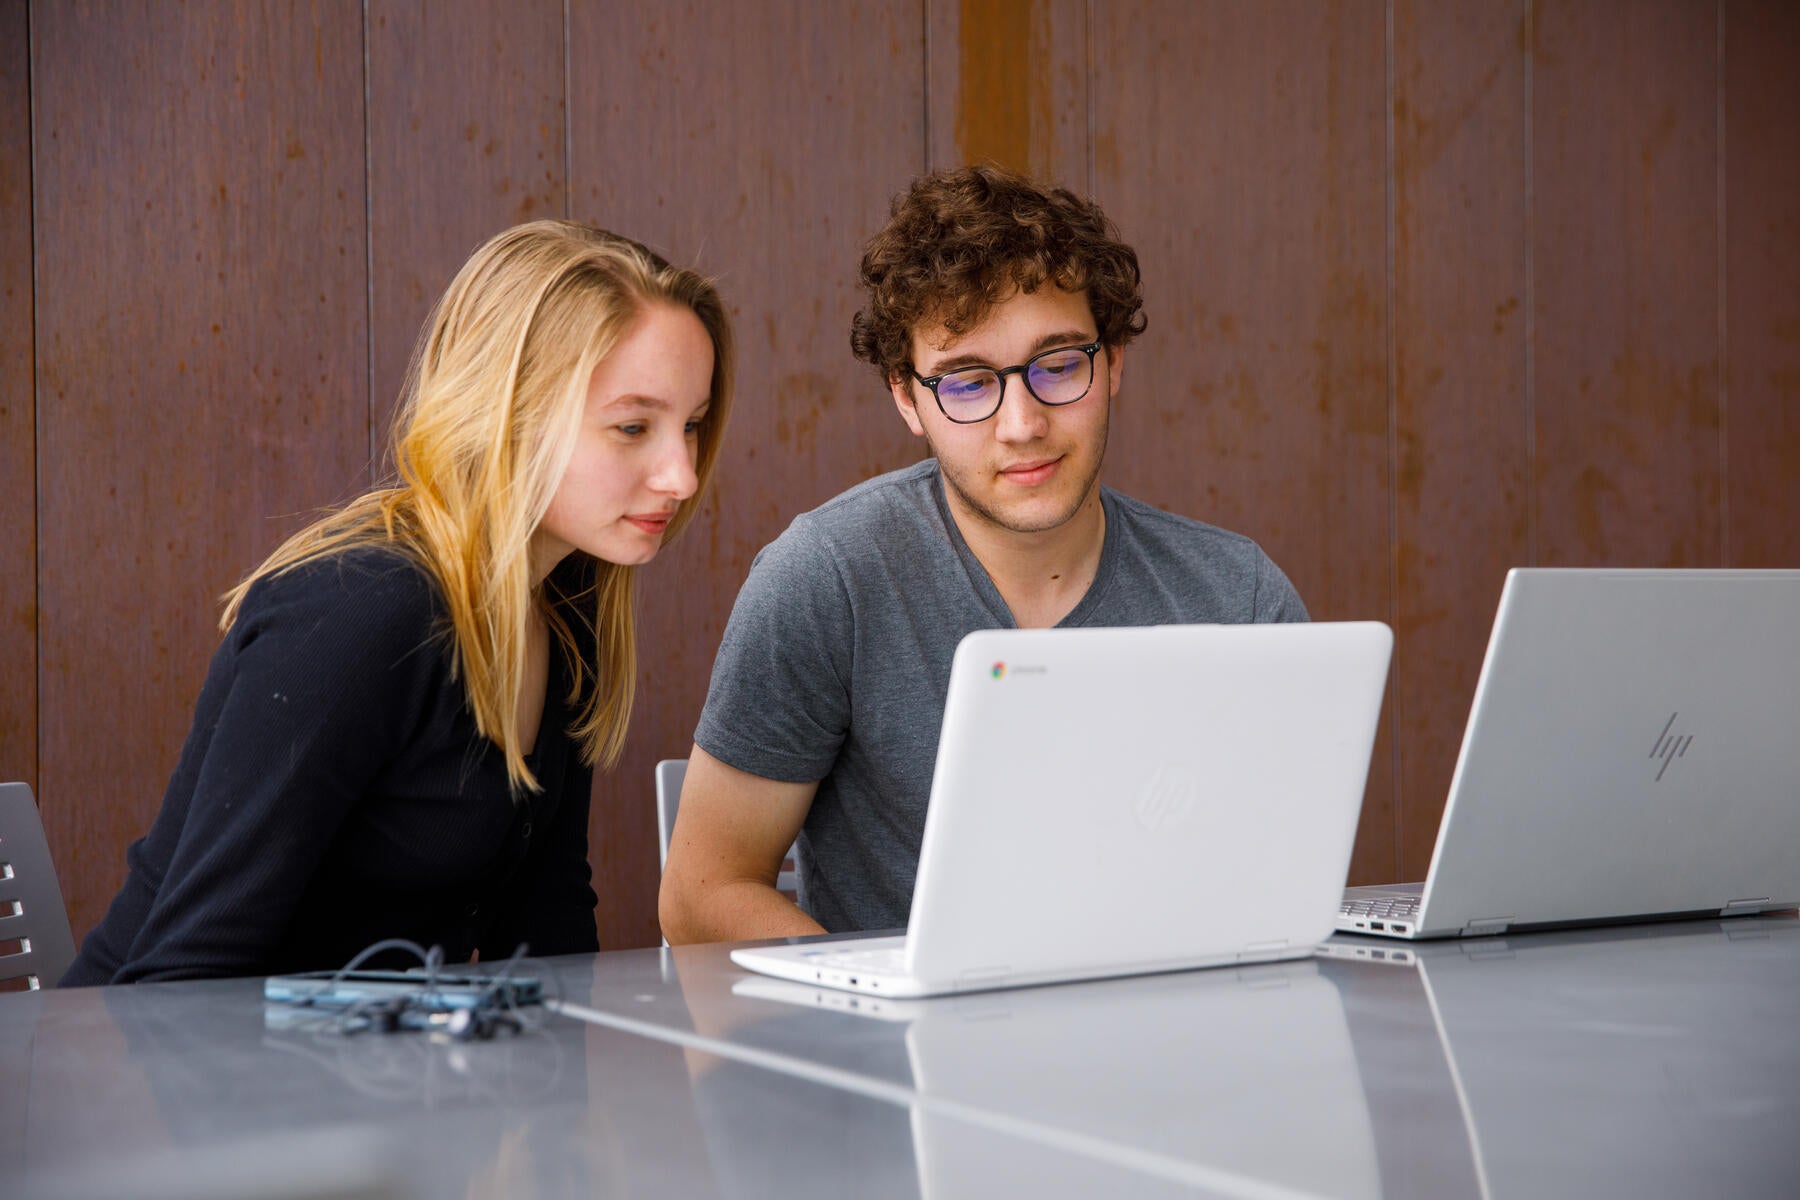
[{"xmin": 926, "ymin": 462, "xmax": 1119, "ymax": 630}]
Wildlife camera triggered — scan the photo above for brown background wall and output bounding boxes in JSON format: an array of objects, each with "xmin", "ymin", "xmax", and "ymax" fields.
[{"xmin": 4, "ymin": 0, "xmax": 1796, "ymax": 952}]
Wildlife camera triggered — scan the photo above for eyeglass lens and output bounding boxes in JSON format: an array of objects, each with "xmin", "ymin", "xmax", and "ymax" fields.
[{"xmin": 936, "ymin": 346, "xmax": 1094, "ymax": 422}]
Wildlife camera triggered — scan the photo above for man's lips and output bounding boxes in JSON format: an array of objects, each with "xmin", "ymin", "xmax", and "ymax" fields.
[
  {"xmin": 997, "ymin": 456, "xmax": 1062, "ymax": 486},
  {"xmin": 624, "ymin": 512, "xmax": 674, "ymax": 534}
]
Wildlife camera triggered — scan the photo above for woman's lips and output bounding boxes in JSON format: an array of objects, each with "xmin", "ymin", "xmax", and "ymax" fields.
[
  {"xmin": 998, "ymin": 456, "xmax": 1062, "ymax": 487},
  {"xmin": 624, "ymin": 513, "xmax": 673, "ymax": 534}
]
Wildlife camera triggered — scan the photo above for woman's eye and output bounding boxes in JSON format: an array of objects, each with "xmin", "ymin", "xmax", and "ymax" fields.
[
  {"xmin": 617, "ymin": 423, "xmax": 647, "ymax": 437},
  {"xmin": 684, "ymin": 419, "xmax": 704, "ymax": 435}
]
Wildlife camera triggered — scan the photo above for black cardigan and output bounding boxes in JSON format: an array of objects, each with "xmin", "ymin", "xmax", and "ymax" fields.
[{"xmin": 63, "ymin": 547, "xmax": 601, "ymax": 985}]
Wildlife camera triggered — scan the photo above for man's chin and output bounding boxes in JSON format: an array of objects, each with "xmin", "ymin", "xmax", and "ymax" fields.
[{"xmin": 957, "ymin": 487, "xmax": 1090, "ymax": 536}]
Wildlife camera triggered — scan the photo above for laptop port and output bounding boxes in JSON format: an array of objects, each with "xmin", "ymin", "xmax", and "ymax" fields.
[
  {"xmin": 848, "ymin": 977, "xmax": 858, "ymax": 986},
  {"xmin": 1370, "ymin": 922, "xmax": 1385, "ymax": 931}
]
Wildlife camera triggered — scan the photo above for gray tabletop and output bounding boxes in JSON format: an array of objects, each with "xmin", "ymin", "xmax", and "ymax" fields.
[{"xmin": 7, "ymin": 915, "xmax": 1799, "ymax": 1198}]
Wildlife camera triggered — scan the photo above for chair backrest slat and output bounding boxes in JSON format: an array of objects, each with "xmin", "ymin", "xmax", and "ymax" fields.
[{"xmin": 0, "ymin": 782, "xmax": 78, "ymax": 990}]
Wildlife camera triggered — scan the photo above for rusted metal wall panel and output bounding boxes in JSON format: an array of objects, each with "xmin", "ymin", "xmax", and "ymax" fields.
[
  {"xmin": 1724, "ymin": 1, "xmax": 1800, "ymax": 569},
  {"xmin": 1092, "ymin": 0, "xmax": 1398, "ymax": 885},
  {"xmin": 32, "ymin": 1, "xmax": 369, "ymax": 940},
  {"xmin": 1, "ymin": 0, "xmax": 35, "ymax": 795},
  {"xmin": 1391, "ymin": 1, "xmax": 1530, "ymax": 880},
  {"xmin": 365, "ymin": 0, "xmax": 567, "ymax": 449},
  {"xmin": 569, "ymin": 0, "xmax": 928, "ymax": 947},
  {"xmin": 18, "ymin": 0, "xmax": 1796, "ymax": 949},
  {"xmin": 928, "ymin": 0, "xmax": 1089, "ymax": 185},
  {"xmin": 1533, "ymin": 0, "xmax": 1721, "ymax": 569}
]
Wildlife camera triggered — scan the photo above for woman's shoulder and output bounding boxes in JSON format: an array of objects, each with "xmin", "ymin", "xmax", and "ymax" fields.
[{"xmin": 232, "ymin": 544, "xmax": 446, "ymax": 655}]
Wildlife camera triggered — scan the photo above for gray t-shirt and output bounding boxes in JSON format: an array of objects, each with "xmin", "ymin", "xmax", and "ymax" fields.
[{"xmin": 693, "ymin": 460, "xmax": 1307, "ymax": 933}]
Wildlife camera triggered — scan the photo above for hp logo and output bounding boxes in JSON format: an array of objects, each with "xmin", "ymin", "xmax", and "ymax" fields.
[
  {"xmin": 1648, "ymin": 713, "xmax": 1694, "ymax": 782},
  {"xmin": 1135, "ymin": 766, "xmax": 1199, "ymax": 832}
]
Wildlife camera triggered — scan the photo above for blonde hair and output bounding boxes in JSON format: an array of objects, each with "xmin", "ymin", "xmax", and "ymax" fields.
[{"xmin": 223, "ymin": 221, "xmax": 734, "ymax": 791}]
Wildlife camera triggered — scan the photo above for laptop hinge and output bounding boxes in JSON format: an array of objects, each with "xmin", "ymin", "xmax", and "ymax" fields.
[
  {"xmin": 1721, "ymin": 897, "xmax": 1771, "ymax": 918},
  {"xmin": 1459, "ymin": 917, "xmax": 1512, "ymax": 937}
]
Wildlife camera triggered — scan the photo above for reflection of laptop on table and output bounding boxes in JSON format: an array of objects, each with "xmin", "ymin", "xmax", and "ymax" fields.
[
  {"xmin": 733, "ymin": 623, "xmax": 1393, "ymax": 998},
  {"xmin": 736, "ymin": 960, "xmax": 1383, "ymax": 1199},
  {"xmin": 1321, "ymin": 917, "xmax": 1800, "ymax": 1197},
  {"xmin": 1340, "ymin": 569, "xmax": 1800, "ymax": 940}
]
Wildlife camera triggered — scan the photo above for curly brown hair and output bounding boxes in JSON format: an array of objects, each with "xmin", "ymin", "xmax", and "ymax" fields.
[{"xmin": 850, "ymin": 164, "xmax": 1146, "ymax": 381}]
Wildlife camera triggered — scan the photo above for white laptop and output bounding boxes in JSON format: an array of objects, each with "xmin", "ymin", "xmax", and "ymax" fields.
[
  {"xmin": 731, "ymin": 622, "xmax": 1393, "ymax": 998},
  {"xmin": 1340, "ymin": 569, "xmax": 1800, "ymax": 940}
]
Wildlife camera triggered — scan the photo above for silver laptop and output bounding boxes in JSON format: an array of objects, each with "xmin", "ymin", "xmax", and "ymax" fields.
[
  {"xmin": 732, "ymin": 622, "xmax": 1393, "ymax": 997},
  {"xmin": 1340, "ymin": 569, "xmax": 1800, "ymax": 940}
]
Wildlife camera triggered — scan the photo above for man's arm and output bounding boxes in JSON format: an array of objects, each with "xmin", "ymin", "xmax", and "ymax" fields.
[{"xmin": 659, "ymin": 746, "xmax": 826, "ymax": 944}]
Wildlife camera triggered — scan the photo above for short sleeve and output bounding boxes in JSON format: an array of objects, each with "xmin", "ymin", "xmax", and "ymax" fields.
[
  {"xmin": 1253, "ymin": 551, "xmax": 1310, "ymax": 623},
  {"xmin": 111, "ymin": 554, "xmax": 445, "ymax": 981},
  {"xmin": 693, "ymin": 516, "xmax": 856, "ymax": 783}
]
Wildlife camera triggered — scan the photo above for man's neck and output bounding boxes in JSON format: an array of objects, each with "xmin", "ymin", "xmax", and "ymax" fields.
[{"xmin": 944, "ymin": 483, "xmax": 1107, "ymax": 630}]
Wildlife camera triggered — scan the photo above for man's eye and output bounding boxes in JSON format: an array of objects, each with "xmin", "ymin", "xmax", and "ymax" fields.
[{"xmin": 941, "ymin": 374, "xmax": 992, "ymax": 400}]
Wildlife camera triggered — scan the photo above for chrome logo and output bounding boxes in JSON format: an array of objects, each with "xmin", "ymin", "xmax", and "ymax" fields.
[{"xmin": 991, "ymin": 662, "xmax": 1006, "ymax": 679}]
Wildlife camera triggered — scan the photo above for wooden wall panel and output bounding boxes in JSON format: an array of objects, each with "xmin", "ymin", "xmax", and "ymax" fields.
[
  {"xmin": 366, "ymin": 0, "xmax": 566, "ymax": 446},
  {"xmin": 0, "ymin": 0, "xmax": 34, "ymax": 793},
  {"xmin": 1724, "ymin": 1, "xmax": 1800, "ymax": 569},
  {"xmin": 928, "ymin": 0, "xmax": 1089, "ymax": 184},
  {"xmin": 1391, "ymin": 2, "xmax": 1529, "ymax": 880},
  {"xmin": 1533, "ymin": 0, "xmax": 1720, "ymax": 568},
  {"xmin": 1092, "ymin": 0, "xmax": 1397, "ymax": 884},
  {"xmin": 570, "ymin": 0, "xmax": 927, "ymax": 947},
  {"xmin": 32, "ymin": 1, "xmax": 368, "ymax": 940}
]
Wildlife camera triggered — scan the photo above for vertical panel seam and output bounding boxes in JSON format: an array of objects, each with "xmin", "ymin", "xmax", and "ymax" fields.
[
  {"xmin": 1523, "ymin": 0, "xmax": 1537, "ymax": 567},
  {"xmin": 1384, "ymin": 0, "xmax": 1402, "ymax": 878},
  {"xmin": 563, "ymin": 0, "xmax": 572, "ymax": 218},
  {"xmin": 1716, "ymin": 0, "xmax": 1728, "ymax": 566},
  {"xmin": 1085, "ymin": 0, "xmax": 1095, "ymax": 196},
  {"xmin": 922, "ymin": 0, "xmax": 931, "ymax": 172},
  {"xmin": 362, "ymin": 0, "xmax": 375, "ymax": 478},
  {"xmin": 27, "ymin": 0, "xmax": 40, "ymax": 792}
]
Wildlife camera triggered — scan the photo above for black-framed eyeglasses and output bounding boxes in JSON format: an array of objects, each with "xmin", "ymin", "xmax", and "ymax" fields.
[{"xmin": 907, "ymin": 341, "xmax": 1103, "ymax": 425}]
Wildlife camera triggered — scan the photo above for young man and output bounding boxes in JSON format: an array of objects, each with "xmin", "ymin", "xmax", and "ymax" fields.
[{"xmin": 659, "ymin": 165, "xmax": 1306, "ymax": 944}]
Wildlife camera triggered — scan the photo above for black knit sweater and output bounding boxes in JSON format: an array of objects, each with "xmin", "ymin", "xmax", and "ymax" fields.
[{"xmin": 62, "ymin": 547, "xmax": 601, "ymax": 985}]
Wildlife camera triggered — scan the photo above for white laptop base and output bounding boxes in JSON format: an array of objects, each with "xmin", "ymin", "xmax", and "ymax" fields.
[
  {"xmin": 1340, "ymin": 569, "xmax": 1800, "ymax": 941},
  {"xmin": 734, "ymin": 622, "xmax": 1393, "ymax": 997}
]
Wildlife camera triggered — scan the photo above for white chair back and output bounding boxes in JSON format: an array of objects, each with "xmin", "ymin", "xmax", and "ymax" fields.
[{"xmin": 654, "ymin": 758, "xmax": 798, "ymax": 893}]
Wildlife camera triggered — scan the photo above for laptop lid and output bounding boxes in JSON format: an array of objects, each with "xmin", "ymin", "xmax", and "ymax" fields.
[
  {"xmin": 897, "ymin": 622, "xmax": 1392, "ymax": 990},
  {"xmin": 1414, "ymin": 569, "xmax": 1800, "ymax": 937}
]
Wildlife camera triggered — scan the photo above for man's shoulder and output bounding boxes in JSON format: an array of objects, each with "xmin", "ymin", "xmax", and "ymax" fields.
[
  {"xmin": 1101, "ymin": 488, "xmax": 1267, "ymax": 566},
  {"xmin": 1095, "ymin": 488, "xmax": 1307, "ymax": 623},
  {"xmin": 762, "ymin": 460, "xmax": 942, "ymax": 563}
]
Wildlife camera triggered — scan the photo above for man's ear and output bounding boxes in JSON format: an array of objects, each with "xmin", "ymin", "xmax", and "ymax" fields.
[
  {"xmin": 1104, "ymin": 341, "xmax": 1125, "ymax": 399},
  {"xmin": 890, "ymin": 372, "xmax": 926, "ymax": 438}
]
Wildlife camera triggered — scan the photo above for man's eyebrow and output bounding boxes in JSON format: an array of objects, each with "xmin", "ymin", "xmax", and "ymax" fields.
[{"xmin": 920, "ymin": 329, "xmax": 1096, "ymax": 374}]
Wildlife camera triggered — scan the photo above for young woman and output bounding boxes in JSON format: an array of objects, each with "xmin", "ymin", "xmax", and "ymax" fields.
[{"xmin": 63, "ymin": 222, "xmax": 732, "ymax": 984}]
